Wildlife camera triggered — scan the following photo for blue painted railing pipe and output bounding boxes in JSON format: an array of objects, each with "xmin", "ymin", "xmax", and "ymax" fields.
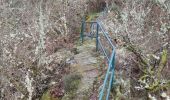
[
  {"xmin": 80, "ymin": 18, "xmax": 85, "ymax": 43},
  {"xmin": 99, "ymin": 51, "xmax": 115, "ymax": 100},
  {"xmin": 97, "ymin": 22, "xmax": 115, "ymax": 49},
  {"xmin": 106, "ymin": 52, "xmax": 115, "ymax": 100}
]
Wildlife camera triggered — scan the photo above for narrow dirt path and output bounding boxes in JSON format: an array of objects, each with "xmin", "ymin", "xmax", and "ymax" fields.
[{"xmin": 70, "ymin": 38, "xmax": 100, "ymax": 100}]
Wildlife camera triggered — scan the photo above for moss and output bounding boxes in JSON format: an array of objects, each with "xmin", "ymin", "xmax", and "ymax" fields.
[
  {"xmin": 158, "ymin": 49, "xmax": 167, "ymax": 79},
  {"xmin": 138, "ymin": 49, "xmax": 168, "ymax": 93},
  {"xmin": 60, "ymin": 73, "xmax": 82, "ymax": 100},
  {"xmin": 63, "ymin": 73, "xmax": 81, "ymax": 93},
  {"xmin": 41, "ymin": 90, "xmax": 59, "ymax": 100},
  {"xmin": 112, "ymin": 84, "xmax": 126, "ymax": 100},
  {"xmin": 85, "ymin": 12, "xmax": 99, "ymax": 21},
  {"xmin": 41, "ymin": 91, "xmax": 51, "ymax": 100},
  {"xmin": 124, "ymin": 38, "xmax": 169, "ymax": 98}
]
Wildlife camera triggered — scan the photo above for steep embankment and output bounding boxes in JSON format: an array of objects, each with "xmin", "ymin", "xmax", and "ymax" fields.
[
  {"xmin": 0, "ymin": 0, "xmax": 88, "ymax": 99},
  {"xmin": 0, "ymin": 0, "xmax": 110, "ymax": 99},
  {"xmin": 99, "ymin": 0, "xmax": 170, "ymax": 99}
]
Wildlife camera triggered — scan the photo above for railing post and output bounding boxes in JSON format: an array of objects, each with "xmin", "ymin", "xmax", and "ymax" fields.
[
  {"xmin": 90, "ymin": 23, "xmax": 93, "ymax": 39},
  {"xmin": 80, "ymin": 17, "xmax": 85, "ymax": 43},
  {"xmin": 96, "ymin": 23, "xmax": 99, "ymax": 51}
]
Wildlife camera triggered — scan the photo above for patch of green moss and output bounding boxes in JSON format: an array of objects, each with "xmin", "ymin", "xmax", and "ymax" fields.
[
  {"xmin": 61, "ymin": 73, "xmax": 82, "ymax": 100},
  {"xmin": 41, "ymin": 90, "xmax": 59, "ymax": 100},
  {"xmin": 63, "ymin": 73, "xmax": 81, "ymax": 93},
  {"xmin": 85, "ymin": 12, "xmax": 99, "ymax": 21},
  {"xmin": 158, "ymin": 49, "xmax": 167, "ymax": 76}
]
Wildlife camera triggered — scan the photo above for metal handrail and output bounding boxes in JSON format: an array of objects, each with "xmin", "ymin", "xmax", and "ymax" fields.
[
  {"xmin": 80, "ymin": 19, "xmax": 116, "ymax": 100},
  {"xmin": 97, "ymin": 21, "xmax": 115, "ymax": 49},
  {"xmin": 80, "ymin": 6, "xmax": 115, "ymax": 100},
  {"xmin": 99, "ymin": 51, "xmax": 115, "ymax": 100}
]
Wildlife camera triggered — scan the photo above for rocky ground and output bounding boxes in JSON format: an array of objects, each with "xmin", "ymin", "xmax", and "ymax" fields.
[{"xmin": 63, "ymin": 38, "xmax": 99, "ymax": 100}]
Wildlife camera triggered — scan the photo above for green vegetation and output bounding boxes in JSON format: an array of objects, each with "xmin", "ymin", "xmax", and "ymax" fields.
[
  {"xmin": 63, "ymin": 73, "xmax": 81, "ymax": 93},
  {"xmin": 85, "ymin": 12, "xmax": 99, "ymax": 21},
  {"xmin": 62, "ymin": 73, "xmax": 82, "ymax": 99},
  {"xmin": 123, "ymin": 37, "xmax": 170, "ymax": 98},
  {"xmin": 41, "ymin": 90, "xmax": 59, "ymax": 100}
]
